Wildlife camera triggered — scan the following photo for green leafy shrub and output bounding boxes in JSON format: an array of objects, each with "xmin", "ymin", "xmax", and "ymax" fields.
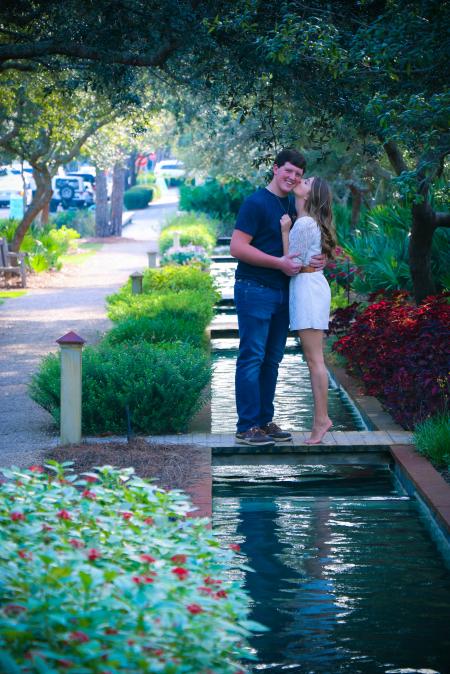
[
  {"xmin": 0, "ymin": 218, "xmax": 80, "ymax": 271},
  {"xmin": 162, "ymin": 211, "xmax": 219, "ymax": 234},
  {"xmin": 28, "ymin": 225, "xmax": 80, "ymax": 272},
  {"xmin": 342, "ymin": 205, "xmax": 411, "ymax": 293},
  {"xmin": 107, "ymin": 266, "xmax": 219, "ymax": 322},
  {"xmin": 336, "ymin": 204, "xmax": 450, "ymax": 295},
  {"xmin": 136, "ymin": 172, "xmax": 162, "ymax": 200},
  {"xmin": 0, "ymin": 463, "xmax": 257, "ymax": 673},
  {"xmin": 159, "ymin": 223, "xmax": 216, "ymax": 255},
  {"xmin": 0, "ymin": 218, "xmax": 31, "ymax": 247},
  {"xmin": 107, "ymin": 289, "xmax": 216, "ymax": 333},
  {"xmin": 30, "ymin": 341, "xmax": 211, "ymax": 434},
  {"xmin": 50, "ymin": 209, "xmax": 96, "ymax": 237},
  {"xmin": 179, "ymin": 178, "xmax": 253, "ymax": 229},
  {"xmin": 329, "ymin": 281, "xmax": 353, "ymax": 313},
  {"xmin": 123, "ymin": 186, "xmax": 153, "ymax": 210},
  {"xmin": 106, "ymin": 314, "xmax": 208, "ymax": 348},
  {"xmin": 414, "ymin": 411, "xmax": 450, "ymax": 467},
  {"xmin": 142, "ymin": 265, "xmax": 219, "ymax": 295}
]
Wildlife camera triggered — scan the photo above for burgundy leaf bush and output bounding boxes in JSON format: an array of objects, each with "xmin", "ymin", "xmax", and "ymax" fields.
[{"xmin": 332, "ymin": 292, "xmax": 450, "ymax": 429}]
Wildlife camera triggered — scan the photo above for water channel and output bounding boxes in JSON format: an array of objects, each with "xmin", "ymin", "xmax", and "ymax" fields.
[{"xmin": 209, "ymin": 257, "xmax": 450, "ymax": 674}]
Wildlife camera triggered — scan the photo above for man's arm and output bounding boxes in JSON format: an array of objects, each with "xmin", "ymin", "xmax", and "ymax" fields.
[{"xmin": 230, "ymin": 229, "xmax": 302, "ymax": 277}]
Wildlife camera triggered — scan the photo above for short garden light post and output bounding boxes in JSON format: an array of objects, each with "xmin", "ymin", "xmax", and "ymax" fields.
[
  {"xmin": 173, "ymin": 230, "xmax": 181, "ymax": 248},
  {"xmin": 147, "ymin": 251, "xmax": 157, "ymax": 268},
  {"xmin": 56, "ymin": 331, "xmax": 85, "ymax": 445},
  {"xmin": 130, "ymin": 271, "xmax": 143, "ymax": 294}
]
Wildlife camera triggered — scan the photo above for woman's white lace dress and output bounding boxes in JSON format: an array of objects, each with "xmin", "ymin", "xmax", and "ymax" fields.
[{"xmin": 288, "ymin": 215, "xmax": 331, "ymax": 330}]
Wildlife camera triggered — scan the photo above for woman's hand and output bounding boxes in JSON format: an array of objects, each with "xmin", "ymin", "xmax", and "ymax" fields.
[{"xmin": 280, "ymin": 214, "xmax": 292, "ymax": 233}]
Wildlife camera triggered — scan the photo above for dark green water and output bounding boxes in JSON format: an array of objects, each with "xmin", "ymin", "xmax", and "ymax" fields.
[
  {"xmin": 211, "ymin": 339, "xmax": 366, "ymax": 434},
  {"xmin": 213, "ymin": 464, "xmax": 450, "ymax": 674}
]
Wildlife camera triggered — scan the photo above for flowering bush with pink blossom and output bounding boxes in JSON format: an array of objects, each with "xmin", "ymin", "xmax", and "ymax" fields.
[{"xmin": 0, "ymin": 463, "xmax": 261, "ymax": 673}]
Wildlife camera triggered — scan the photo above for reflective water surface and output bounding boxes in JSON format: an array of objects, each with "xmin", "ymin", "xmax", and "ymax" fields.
[
  {"xmin": 213, "ymin": 465, "xmax": 450, "ymax": 674},
  {"xmin": 211, "ymin": 339, "xmax": 366, "ymax": 433}
]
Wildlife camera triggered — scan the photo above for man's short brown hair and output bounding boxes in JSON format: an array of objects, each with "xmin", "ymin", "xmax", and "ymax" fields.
[{"xmin": 274, "ymin": 148, "xmax": 306, "ymax": 171}]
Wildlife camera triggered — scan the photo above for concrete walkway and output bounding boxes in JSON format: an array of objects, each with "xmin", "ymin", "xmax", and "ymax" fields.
[{"xmin": 0, "ymin": 196, "xmax": 178, "ymax": 468}]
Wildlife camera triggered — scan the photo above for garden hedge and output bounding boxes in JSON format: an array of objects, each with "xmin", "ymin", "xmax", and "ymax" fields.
[{"xmin": 30, "ymin": 341, "xmax": 211, "ymax": 435}]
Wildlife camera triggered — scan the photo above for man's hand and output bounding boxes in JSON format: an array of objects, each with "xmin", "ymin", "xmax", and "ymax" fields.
[
  {"xmin": 309, "ymin": 253, "xmax": 327, "ymax": 271},
  {"xmin": 280, "ymin": 214, "xmax": 292, "ymax": 233},
  {"xmin": 279, "ymin": 253, "xmax": 302, "ymax": 276}
]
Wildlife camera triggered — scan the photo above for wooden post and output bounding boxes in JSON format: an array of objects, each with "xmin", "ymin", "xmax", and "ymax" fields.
[
  {"xmin": 130, "ymin": 271, "xmax": 143, "ymax": 294},
  {"xmin": 147, "ymin": 251, "xmax": 157, "ymax": 268},
  {"xmin": 173, "ymin": 230, "xmax": 181, "ymax": 248},
  {"xmin": 56, "ymin": 331, "xmax": 85, "ymax": 445}
]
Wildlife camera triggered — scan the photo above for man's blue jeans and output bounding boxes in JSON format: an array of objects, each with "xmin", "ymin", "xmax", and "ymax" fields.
[{"xmin": 234, "ymin": 278, "xmax": 289, "ymax": 432}]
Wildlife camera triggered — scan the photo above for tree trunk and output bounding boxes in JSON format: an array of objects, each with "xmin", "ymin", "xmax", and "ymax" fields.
[
  {"xmin": 41, "ymin": 200, "xmax": 50, "ymax": 225},
  {"xmin": 409, "ymin": 202, "xmax": 437, "ymax": 304},
  {"xmin": 11, "ymin": 166, "xmax": 52, "ymax": 252},
  {"xmin": 128, "ymin": 151, "xmax": 138, "ymax": 188},
  {"xmin": 110, "ymin": 163, "xmax": 125, "ymax": 236},
  {"xmin": 95, "ymin": 168, "xmax": 110, "ymax": 237},
  {"xmin": 347, "ymin": 182, "xmax": 369, "ymax": 228}
]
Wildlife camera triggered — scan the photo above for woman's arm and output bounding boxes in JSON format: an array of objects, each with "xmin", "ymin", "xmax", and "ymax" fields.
[{"xmin": 280, "ymin": 214, "xmax": 292, "ymax": 256}]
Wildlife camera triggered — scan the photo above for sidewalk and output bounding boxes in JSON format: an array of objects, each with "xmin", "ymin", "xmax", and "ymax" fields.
[{"xmin": 0, "ymin": 197, "xmax": 178, "ymax": 468}]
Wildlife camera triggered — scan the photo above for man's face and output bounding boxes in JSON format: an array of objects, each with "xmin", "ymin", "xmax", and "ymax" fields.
[{"xmin": 273, "ymin": 162, "xmax": 304, "ymax": 194}]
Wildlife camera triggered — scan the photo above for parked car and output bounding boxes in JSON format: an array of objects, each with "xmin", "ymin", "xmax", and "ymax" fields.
[
  {"xmin": 154, "ymin": 159, "xmax": 186, "ymax": 185},
  {"xmin": 66, "ymin": 171, "xmax": 96, "ymax": 188},
  {"xmin": 0, "ymin": 167, "xmax": 32, "ymax": 207},
  {"xmin": 50, "ymin": 175, "xmax": 95, "ymax": 211}
]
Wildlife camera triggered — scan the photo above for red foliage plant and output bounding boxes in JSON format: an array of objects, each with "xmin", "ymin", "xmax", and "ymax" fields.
[{"xmin": 332, "ymin": 292, "xmax": 450, "ymax": 429}]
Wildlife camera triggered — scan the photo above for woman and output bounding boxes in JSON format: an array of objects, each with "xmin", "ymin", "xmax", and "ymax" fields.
[{"xmin": 280, "ymin": 176, "xmax": 336, "ymax": 444}]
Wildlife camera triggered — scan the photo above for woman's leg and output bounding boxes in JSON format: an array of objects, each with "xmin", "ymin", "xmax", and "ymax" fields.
[{"xmin": 298, "ymin": 329, "xmax": 332, "ymax": 444}]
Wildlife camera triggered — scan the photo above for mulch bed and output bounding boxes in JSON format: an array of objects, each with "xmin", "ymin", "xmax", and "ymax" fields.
[{"xmin": 44, "ymin": 438, "xmax": 209, "ymax": 492}]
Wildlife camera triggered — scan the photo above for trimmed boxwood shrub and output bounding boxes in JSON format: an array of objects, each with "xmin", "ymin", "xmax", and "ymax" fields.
[
  {"xmin": 123, "ymin": 186, "xmax": 153, "ymax": 209},
  {"xmin": 106, "ymin": 314, "xmax": 208, "ymax": 348},
  {"xmin": 141, "ymin": 265, "xmax": 219, "ymax": 295},
  {"xmin": 0, "ymin": 464, "xmax": 257, "ymax": 673},
  {"xmin": 29, "ymin": 341, "xmax": 211, "ymax": 435},
  {"xmin": 106, "ymin": 289, "xmax": 216, "ymax": 332},
  {"xmin": 333, "ymin": 291, "xmax": 450, "ymax": 429}
]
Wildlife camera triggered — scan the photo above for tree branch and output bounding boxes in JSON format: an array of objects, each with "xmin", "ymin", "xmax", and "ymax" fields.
[
  {"xmin": 383, "ymin": 140, "xmax": 408, "ymax": 176},
  {"xmin": 435, "ymin": 212, "xmax": 450, "ymax": 229},
  {"xmin": 57, "ymin": 114, "xmax": 117, "ymax": 166},
  {"xmin": 0, "ymin": 40, "xmax": 179, "ymax": 68},
  {"xmin": 416, "ymin": 133, "xmax": 450, "ymax": 197},
  {"xmin": 0, "ymin": 61, "xmax": 38, "ymax": 72}
]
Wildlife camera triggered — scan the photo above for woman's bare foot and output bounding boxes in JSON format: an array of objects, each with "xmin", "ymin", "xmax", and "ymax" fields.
[{"xmin": 305, "ymin": 419, "xmax": 332, "ymax": 445}]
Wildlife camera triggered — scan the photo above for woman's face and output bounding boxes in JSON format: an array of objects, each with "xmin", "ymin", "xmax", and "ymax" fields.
[{"xmin": 294, "ymin": 176, "xmax": 314, "ymax": 199}]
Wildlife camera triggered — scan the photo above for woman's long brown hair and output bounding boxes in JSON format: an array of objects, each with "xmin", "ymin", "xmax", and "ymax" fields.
[{"xmin": 305, "ymin": 177, "xmax": 336, "ymax": 259}]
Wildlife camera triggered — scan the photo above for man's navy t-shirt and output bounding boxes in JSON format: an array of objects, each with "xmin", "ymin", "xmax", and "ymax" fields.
[{"xmin": 234, "ymin": 187, "xmax": 296, "ymax": 290}]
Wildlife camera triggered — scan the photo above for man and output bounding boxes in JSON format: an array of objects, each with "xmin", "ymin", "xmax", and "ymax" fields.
[{"xmin": 230, "ymin": 148, "xmax": 326, "ymax": 447}]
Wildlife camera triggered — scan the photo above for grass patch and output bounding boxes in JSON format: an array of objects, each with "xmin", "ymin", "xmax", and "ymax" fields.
[
  {"xmin": 414, "ymin": 411, "xmax": 450, "ymax": 467},
  {"xmin": 0, "ymin": 289, "xmax": 27, "ymax": 299},
  {"xmin": 59, "ymin": 241, "xmax": 102, "ymax": 265}
]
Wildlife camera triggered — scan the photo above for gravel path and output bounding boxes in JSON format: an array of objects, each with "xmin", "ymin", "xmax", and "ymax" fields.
[{"xmin": 0, "ymin": 198, "xmax": 178, "ymax": 469}]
